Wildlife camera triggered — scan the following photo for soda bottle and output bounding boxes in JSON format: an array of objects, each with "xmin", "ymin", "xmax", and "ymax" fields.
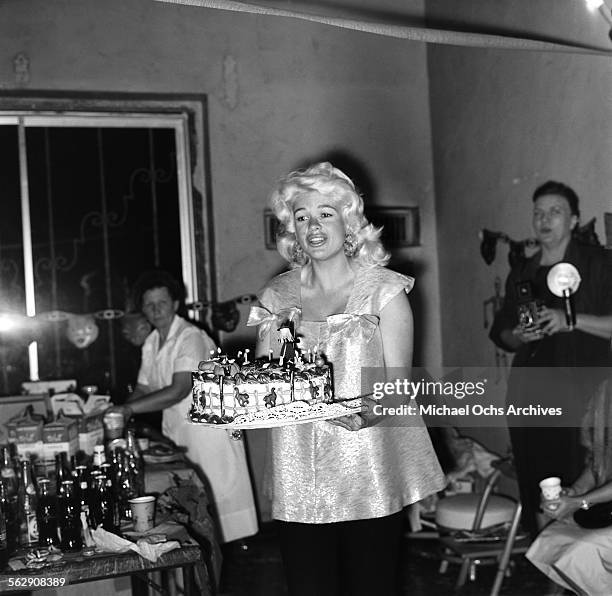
[
  {"xmin": 113, "ymin": 450, "xmax": 135, "ymax": 522},
  {"xmin": 0, "ymin": 446, "xmax": 18, "ymax": 500},
  {"xmin": 88, "ymin": 475, "xmax": 111, "ymax": 531},
  {"xmin": 54, "ymin": 452, "xmax": 71, "ymax": 497},
  {"xmin": 92, "ymin": 445, "xmax": 106, "ymax": 470},
  {"xmin": 0, "ymin": 483, "xmax": 9, "ymax": 569},
  {"xmin": 125, "ymin": 430, "xmax": 145, "ymax": 496},
  {"xmin": 58, "ymin": 480, "xmax": 82, "ymax": 552},
  {"xmin": 36, "ymin": 479, "xmax": 59, "ymax": 547},
  {"xmin": 99, "ymin": 462, "xmax": 119, "ymax": 530},
  {"xmin": 74, "ymin": 467, "xmax": 91, "ymax": 529},
  {"xmin": 17, "ymin": 461, "xmax": 38, "ymax": 547},
  {"xmin": 0, "ymin": 482, "xmax": 17, "ymax": 556}
]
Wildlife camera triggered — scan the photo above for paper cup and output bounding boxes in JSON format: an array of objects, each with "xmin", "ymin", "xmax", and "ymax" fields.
[
  {"xmin": 103, "ymin": 411, "xmax": 125, "ymax": 440},
  {"xmin": 129, "ymin": 496, "xmax": 156, "ymax": 533},
  {"xmin": 539, "ymin": 476, "xmax": 561, "ymax": 500}
]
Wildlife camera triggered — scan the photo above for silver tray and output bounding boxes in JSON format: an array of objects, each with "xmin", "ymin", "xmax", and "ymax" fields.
[{"xmin": 187, "ymin": 398, "xmax": 364, "ymax": 430}]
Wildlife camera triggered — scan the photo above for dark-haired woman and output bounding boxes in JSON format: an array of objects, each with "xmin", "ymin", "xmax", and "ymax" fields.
[
  {"xmin": 490, "ymin": 181, "xmax": 612, "ymax": 536},
  {"xmin": 108, "ymin": 271, "xmax": 258, "ymax": 543}
]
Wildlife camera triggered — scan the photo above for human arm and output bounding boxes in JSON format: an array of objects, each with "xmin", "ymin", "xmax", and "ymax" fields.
[
  {"xmin": 537, "ymin": 248, "xmax": 612, "ymax": 339},
  {"xmin": 536, "ymin": 310, "xmax": 612, "ymax": 340},
  {"xmin": 111, "ymin": 324, "xmax": 215, "ymax": 421},
  {"xmin": 543, "ymin": 470, "xmax": 612, "ymax": 522},
  {"xmin": 122, "ymin": 372, "xmax": 193, "ymax": 416},
  {"xmin": 106, "ymin": 373, "xmax": 193, "ymax": 423}
]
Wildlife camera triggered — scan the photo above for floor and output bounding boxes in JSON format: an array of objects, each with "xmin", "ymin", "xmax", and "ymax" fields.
[{"xmin": 219, "ymin": 522, "xmax": 562, "ymax": 596}]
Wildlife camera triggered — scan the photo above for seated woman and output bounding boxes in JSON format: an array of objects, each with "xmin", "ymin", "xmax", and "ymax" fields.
[{"xmin": 526, "ymin": 375, "xmax": 612, "ymax": 595}]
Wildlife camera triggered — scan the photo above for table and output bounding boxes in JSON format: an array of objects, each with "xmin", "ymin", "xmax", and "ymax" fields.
[
  {"xmin": 0, "ymin": 461, "xmax": 220, "ymax": 595},
  {"xmin": 0, "ymin": 540, "xmax": 204, "ymax": 595}
]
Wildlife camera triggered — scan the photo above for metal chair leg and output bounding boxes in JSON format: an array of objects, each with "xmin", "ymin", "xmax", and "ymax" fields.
[{"xmin": 456, "ymin": 559, "xmax": 471, "ymax": 589}]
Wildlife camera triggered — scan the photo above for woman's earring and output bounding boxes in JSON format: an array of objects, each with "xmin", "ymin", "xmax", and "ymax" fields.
[
  {"xmin": 344, "ymin": 232, "xmax": 358, "ymax": 257},
  {"xmin": 292, "ymin": 242, "xmax": 305, "ymax": 263}
]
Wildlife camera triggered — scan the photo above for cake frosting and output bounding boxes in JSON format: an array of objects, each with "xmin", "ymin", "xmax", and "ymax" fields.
[{"xmin": 190, "ymin": 356, "xmax": 333, "ymax": 424}]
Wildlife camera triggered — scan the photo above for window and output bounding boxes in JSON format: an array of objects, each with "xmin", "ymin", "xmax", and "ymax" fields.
[{"xmin": 0, "ymin": 95, "xmax": 212, "ymax": 396}]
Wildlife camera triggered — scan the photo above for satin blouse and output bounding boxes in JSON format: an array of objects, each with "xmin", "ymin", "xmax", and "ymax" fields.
[{"xmin": 255, "ymin": 265, "xmax": 445, "ymax": 523}]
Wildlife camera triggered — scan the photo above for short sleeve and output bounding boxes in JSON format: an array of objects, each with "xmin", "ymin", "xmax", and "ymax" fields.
[
  {"xmin": 173, "ymin": 328, "xmax": 216, "ymax": 373},
  {"xmin": 137, "ymin": 336, "xmax": 154, "ymax": 387},
  {"xmin": 377, "ymin": 269, "xmax": 414, "ymax": 313},
  {"xmin": 350, "ymin": 266, "xmax": 414, "ymax": 316},
  {"xmin": 255, "ymin": 269, "xmax": 301, "ymax": 313}
]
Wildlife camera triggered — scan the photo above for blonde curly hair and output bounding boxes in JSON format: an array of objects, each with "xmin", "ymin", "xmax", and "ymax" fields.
[{"xmin": 269, "ymin": 162, "xmax": 389, "ymax": 268}]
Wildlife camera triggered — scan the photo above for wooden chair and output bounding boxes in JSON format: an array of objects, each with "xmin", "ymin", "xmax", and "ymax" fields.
[{"xmin": 437, "ymin": 465, "xmax": 531, "ymax": 595}]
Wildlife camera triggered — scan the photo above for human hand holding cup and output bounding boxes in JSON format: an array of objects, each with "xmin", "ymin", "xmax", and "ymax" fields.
[{"xmin": 539, "ymin": 476, "xmax": 562, "ymax": 511}]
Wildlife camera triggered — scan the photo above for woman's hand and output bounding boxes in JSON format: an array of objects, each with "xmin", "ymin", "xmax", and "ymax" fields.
[
  {"xmin": 537, "ymin": 307, "xmax": 570, "ymax": 336},
  {"xmin": 327, "ymin": 396, "xmax": 384, "ymax": 431},
  {"xmin": 541, "ymin": 494, "xmax": 580, "ymax": 522},
  {"xmin": 327, "ymin": 414, "xmax": 366, "ymax": 431},
  {"xmin": 511, "ymin": 324, "xmax": 544, "ymax": 343}
]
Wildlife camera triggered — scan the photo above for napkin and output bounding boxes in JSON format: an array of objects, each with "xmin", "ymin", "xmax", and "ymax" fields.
[{"xmin": 90, "ymin": 527, "xmax": 181, "ymax": 562}]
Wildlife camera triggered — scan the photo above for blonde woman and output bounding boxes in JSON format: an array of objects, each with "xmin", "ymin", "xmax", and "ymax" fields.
[{"xmin": 252, "ymin": 163, "xmax": 445, "ymax": 596}]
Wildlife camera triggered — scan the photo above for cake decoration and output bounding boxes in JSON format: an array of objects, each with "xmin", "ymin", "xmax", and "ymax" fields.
[{"xmin": 189, "ymin": 316, "xmax": 335, "ymax": 425}]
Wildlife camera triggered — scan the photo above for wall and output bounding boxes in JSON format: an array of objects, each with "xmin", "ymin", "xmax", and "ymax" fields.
[
  {"xmin": 426, "ymin": 0, "xmax": 612, "ymax": 452},
  {"xmin": 0, "ymin": 0, "xmax": 442, "ymax": 518}
]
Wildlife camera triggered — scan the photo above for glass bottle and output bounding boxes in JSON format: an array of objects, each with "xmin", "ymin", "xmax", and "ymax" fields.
[
  {"xmin": 92, "ymin": 445, "xmax": 106, "ymax": 470},
  {"xmin": 125, "ymin": 430, "xmax": 145, "ymax": 496},
  {"xmin": 0, "ymin": 446, "xmax": 18, "ymax": 500},
  {"xmin": 17, "ymin": 461, "xmax": 38, "ymax": 547},
  {"xmin": 90, "ymin": 475, "xmax": 114, "ymax": 532},
  {"xmin": 114, "ymin": 450, "xmax": 135, "ymax": 522},
  {"xmin": 58, "ymin": 480, "xmax": 82, "ymax": 552},
  {"xmin": 0, "ymin": 482, "xmax": 16, "ymax": 556},
  {"xmin": 54, "ymin": 452, "xmax": 71, "ymax": 497},
  {"xmin": 36, "ymin": 479, "xmax": 59, "ymax": 547},
  {"xmin": 0, "ymin": 482, "xmax": 9, "ymax": 568},
  {"xmin": 76, "ymin": 469, "xmax": 91, "ymax": 530},
  {"xmin": 87, "ymin": 474, "xmax": 102, "ymax": 530}
]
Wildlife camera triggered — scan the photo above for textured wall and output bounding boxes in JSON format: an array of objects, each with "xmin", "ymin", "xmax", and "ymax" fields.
[
  {"xmin": 0, "ymin": 0, "xmax": 442, "ymax": 367},
  {"xmin": 426, "ymin": 0, "xmax": 612, "ymax": 453},
  {"xmin": 0, "ymin": 0, "xmax": 440, "ymax": 518}
]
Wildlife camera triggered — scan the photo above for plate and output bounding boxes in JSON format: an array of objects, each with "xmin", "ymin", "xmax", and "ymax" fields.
[
  {"xmin": 187, "ymin": 398, "xmax": 364, "ymax": 430},
  {"xmin": 142, "ymin": 445, "xmax": 184, "ymax": 464}
]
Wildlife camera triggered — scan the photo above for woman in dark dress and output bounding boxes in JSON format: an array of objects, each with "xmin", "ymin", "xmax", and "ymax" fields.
[{"xmin": 490, "ymin": 181, "xmax": 612, "ymax": 536}]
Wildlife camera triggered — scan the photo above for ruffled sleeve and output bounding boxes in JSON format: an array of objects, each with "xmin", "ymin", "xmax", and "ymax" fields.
[
  {"xmin": 247, "ymin": 269, "xmax": 302, "ymax": 343},
  {"xmin": 255, "ymin": 269, "xmax": 301, "ymax": 312},
  {"xmin": 348, "ymin": 266, "xmax": 414, "ymax": 316}
]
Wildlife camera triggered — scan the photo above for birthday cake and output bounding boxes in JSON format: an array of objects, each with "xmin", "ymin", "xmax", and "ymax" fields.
[{"xmin": 190, "ymin": 355, "xmax": 333, "ymax": 424}]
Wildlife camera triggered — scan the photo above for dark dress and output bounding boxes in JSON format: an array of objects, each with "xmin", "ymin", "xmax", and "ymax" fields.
[{"xmin": 490, "ymin": 239, "xmax": 612, "ymax": 536}]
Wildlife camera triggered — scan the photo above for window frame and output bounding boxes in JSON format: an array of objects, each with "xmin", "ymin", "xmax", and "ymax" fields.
[{"xmin": 0, "ymin": 93, "xmax": 214, "ymax": 383}]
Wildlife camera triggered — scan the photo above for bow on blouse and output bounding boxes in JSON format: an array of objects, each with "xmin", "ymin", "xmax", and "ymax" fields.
[
  {"xmin": 326, "ymin": 313, "xmax": 379, "ymax": 343},
  {"xmin": 246, "ymin": 306, "xmax": 302, "ymax": 341}
]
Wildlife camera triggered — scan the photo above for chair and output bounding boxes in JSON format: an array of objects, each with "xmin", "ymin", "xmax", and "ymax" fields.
[{"xmin": 437, "ymin": 464, "xmax": 531, "ymax": 595}]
